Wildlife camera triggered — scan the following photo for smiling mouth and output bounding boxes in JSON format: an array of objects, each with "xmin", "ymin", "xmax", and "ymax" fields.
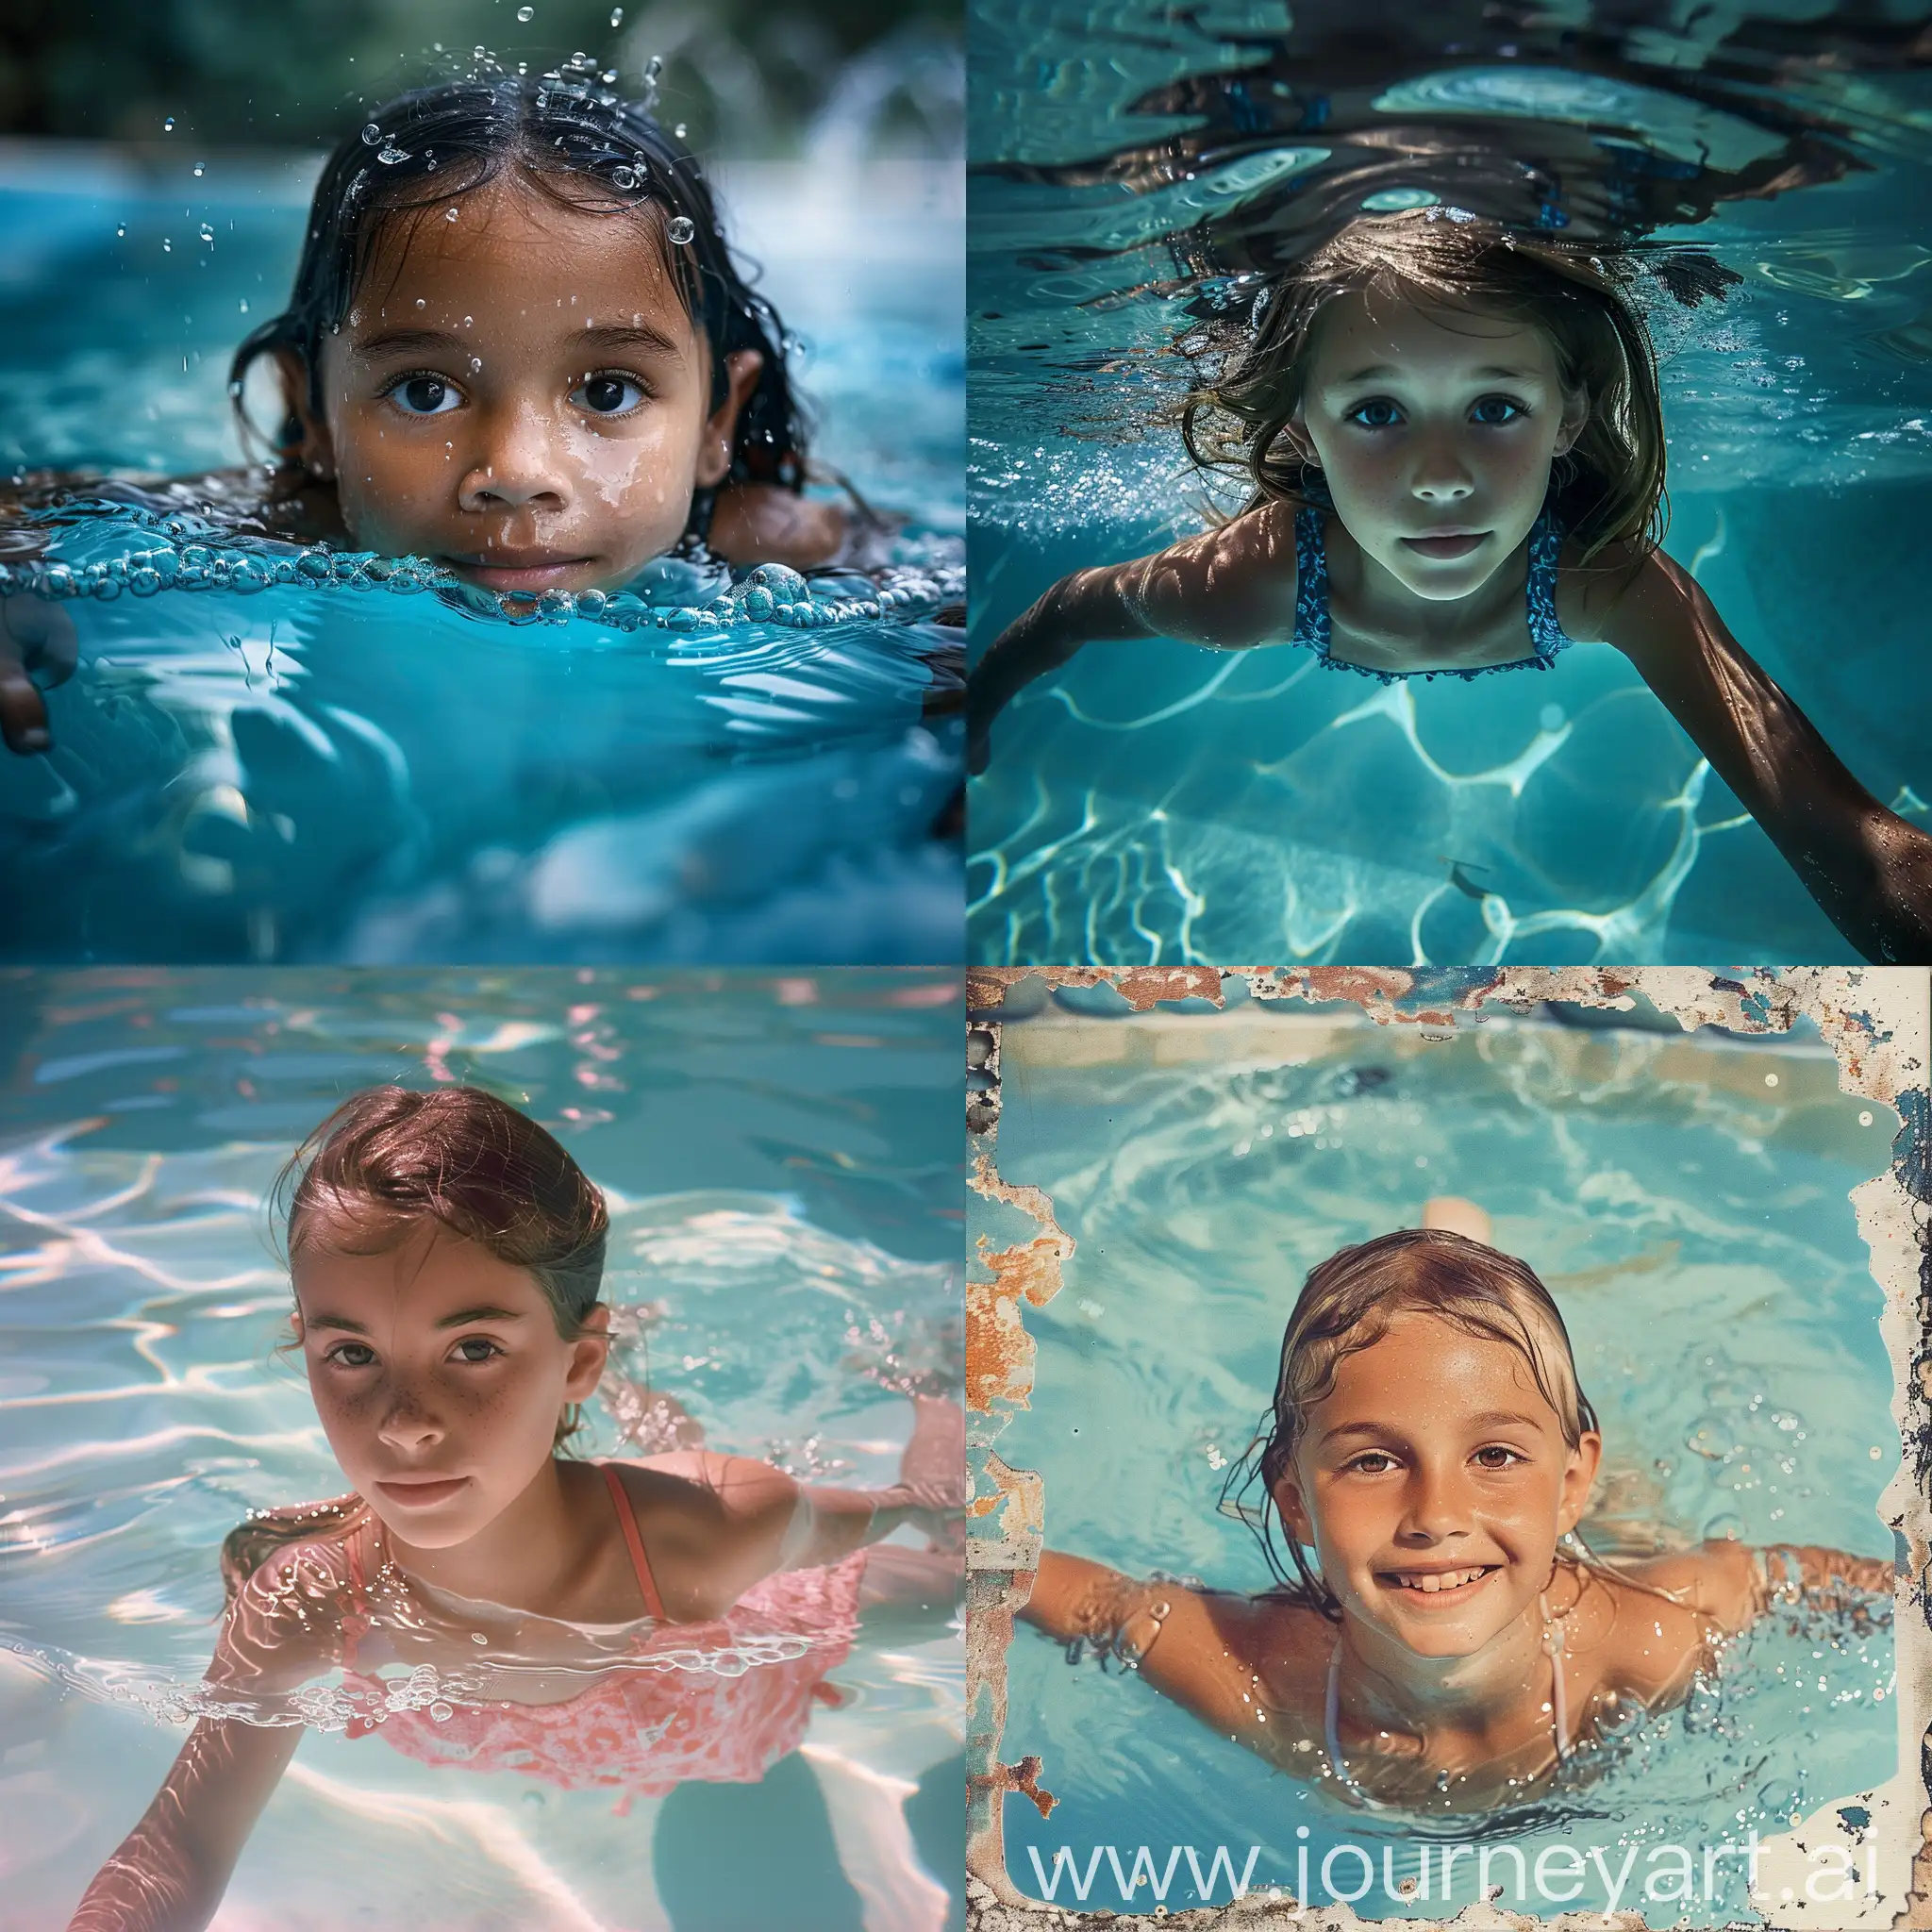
[
  {"xmin": 374, "ymin": 1476, "xmax": 471, "ymax": 1506},
  {"xmin": 442, "ymin": 553, "xmax": 597, "ymax": 590},
  {"xmin": 1400, "ymin": 532, "xmax": 1488, "ymax": 560},
  {"xmin": 1379, "ymin": 1564, "xmax": 1500, "ymax": 1597}
]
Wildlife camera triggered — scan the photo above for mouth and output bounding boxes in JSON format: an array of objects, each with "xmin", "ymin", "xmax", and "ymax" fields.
[
  {"xmin": 441, "ymin": 552, "xmax": 597, "ymax": 592},
  {"xmin": 1400, "ymin": 531, "xmax": 1488, "ymax": 561},
  {"xmin": 374, "ymin": 1475, "xmax": 471, "ymax": 1507},
  {"xmin": 1376, "ymin": 1563, "xmax": 1501, "ymax": 1601}
]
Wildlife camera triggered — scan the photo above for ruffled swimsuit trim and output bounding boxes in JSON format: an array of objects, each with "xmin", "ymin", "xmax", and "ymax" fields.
[
  {"xmin": 337, "ymin": 1462, "xmax": 864, "ymax": 1798},
  {"xmin": 1291, "ymin": 505, "xmax": 1571, "ymax": 683}
]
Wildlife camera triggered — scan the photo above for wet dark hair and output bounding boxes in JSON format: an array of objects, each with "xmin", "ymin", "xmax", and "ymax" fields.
[
  {"xmin": 228, "ymin": 58, "xmax": 808, "ymax": 524},
  {"xmin": 1181, "ymin": 211, "xmax": 1685, "ymax": 563},
  {"xmin": 222, "ymin": 1083, "xmax": 610, "ymax": 1601},
  {"xmin": 1220, "ymin": 1228, "xmax": 1600, "ymax": 1617}
]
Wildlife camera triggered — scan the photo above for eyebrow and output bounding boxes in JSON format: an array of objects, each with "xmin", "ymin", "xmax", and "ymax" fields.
[
  {"xmin": 304, "ymin": 1305, "xmax": 529, "ymax": 1336},
  {"xmin": 1320, "ymin": 1409, "xmax": 1545, "ymax": 1444},
  {"xmin": 1331, "ymin": 362, "xmax": 1536, "ymax": 385},
  {"xmin": 350, "ymin": 321, "xmax": 688, "ymax": 363}
]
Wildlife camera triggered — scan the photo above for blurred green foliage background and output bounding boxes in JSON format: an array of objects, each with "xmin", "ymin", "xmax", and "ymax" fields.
[{"xmin": 0, "ymin": 0, "xmax": 961, "ymax": 158}]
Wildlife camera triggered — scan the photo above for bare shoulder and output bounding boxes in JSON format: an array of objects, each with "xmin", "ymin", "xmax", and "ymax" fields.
[
  {"xmin": 1118, "ymin": 498, "xmax": 1300, "ymax": 649},
  {"xmin": 609, "ymin": 1452, "xmax": 798, "ymax": 1537},
  {"xmin": 1555, "ymin": 537, "xmax": 1691, "ymax": 648},
  {"xmin": 1586, "ymin": 1544, "xmax": 1753, "ymax": 1704},
  {"xmin": 211, "ymin": 1533, "xmax": 358, "ymax": 1691},
  {"xmin": 708, "ymin": 484, "xmax": 849, "ymax": 570}
]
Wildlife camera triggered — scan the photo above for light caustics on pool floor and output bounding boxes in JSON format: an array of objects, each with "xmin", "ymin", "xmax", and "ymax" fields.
[
  {"xmin": 965, "ymin": 0, "xmax": 1932, "ymax": 966},
  {"xmin": 0, "ymin": 158, "xmax": 966, "ymax": 967},
  {"xmin": 0, "ymin": 971, "xmax": 965, "ymax": 1931},
  {"xmin": 979, "ymin": 1008, "xmax": 1901, "ymax": 1923}
]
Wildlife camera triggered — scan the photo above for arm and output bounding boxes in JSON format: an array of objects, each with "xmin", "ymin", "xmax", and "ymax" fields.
[
  {"xmin": 968, "ymin": 502, "xmax": 1299, "ymax": 774},
  {"xmin": 1018, "ymin": 1550, "xmax": 1284, "ymax": 1749},
  {"xmin": 0, "ymin": 592, "xmax": 78, "ymax": 755},
  {"xmin": 1582, "ymin": 545, "xmax": 1932, "ymax": 962},
  {"xmin": 1619, "ymin": 1538, "xmax": 1895, "ymax": 1644},
  {"xmin": 66, "ymin": 1543, "xmax": 335, "ymax": 1931}
]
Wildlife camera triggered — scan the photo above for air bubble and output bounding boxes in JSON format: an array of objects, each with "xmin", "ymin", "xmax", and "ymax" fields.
[
  {"xmin": 115, "ymin": 225, "xmax": 126, "ymax": 238},
  {"xmin": 668, "ymin": 216, "xmax": 694, "ymax": 244},
  {"xmin": 516, "ymin": 4, "xmax": 534, "ymax": 17},
  {"xmin": 674, "ymin": 123, "xmax": 687, "ymax": 139},
  {"xmin": 199, "ymin": 224, "xmax": 215, "ymax": 243},
  {"xmin": 377, "ymin": 144, "xmax": 412, "ymax": 165},
  {"xmin": 163, "ymin": 117, "xmax": 175, "ymax": 132},
  {"xmin": 445, "ymin": 208, "xmax": 459, "ymax": 221},
  {"xmin": 362, "ymin": 124, "xmax": 382, "ymax": 145},
  {"xmin": 192, "ymin": 161, "xmax": 206, "ymax": 177},
  {"xmin": 610, "ymin": 164, "xmax": 638, "ymax": 191},
  {"xmin": 609, "ymin": 5, "xmax": 623, "ymax": 21}
]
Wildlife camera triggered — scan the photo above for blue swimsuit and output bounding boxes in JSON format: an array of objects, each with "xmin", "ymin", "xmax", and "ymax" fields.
[{"xmin": 1291, "ymin": 505, "xmax": 1572, "ymax": 683}]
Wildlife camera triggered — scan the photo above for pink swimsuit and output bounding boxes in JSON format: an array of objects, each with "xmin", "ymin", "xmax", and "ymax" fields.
[{"xmin": 340, "ymin": 1463, "xmax": 865, "ymax": 1798}]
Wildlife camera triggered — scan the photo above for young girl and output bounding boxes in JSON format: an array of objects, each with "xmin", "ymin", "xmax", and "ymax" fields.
[
  {"xmin": 0, "ymin": 55, "xmax": 891, "ymax": 757},
  {"xmin": 67, "ymin": 1083, "xmax": 961, "ymax": 1932},
  {"xmin": 1020, "ymin": 1207, "xmax": 1894, "ymax": 1815},
  {"xmin": 968, "ymin": 212, "xmax": 1932, "ymax": 964}
]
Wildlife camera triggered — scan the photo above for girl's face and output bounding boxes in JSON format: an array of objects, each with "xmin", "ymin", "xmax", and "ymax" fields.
[
  {"xmin": 291, "ymin": 1222, "xmax": 608, "ymax": 1552},
  {"xmin": 1274, "ymin": 1311, "xmax": 1600, "ymax": 1659},
  {"xmin": 1290, "ymin": 288, "xmax": 1587, "ymax": 604},
  {"xmin": 285, "ymin": 175, "xmax": 762, "ymax": 595}
]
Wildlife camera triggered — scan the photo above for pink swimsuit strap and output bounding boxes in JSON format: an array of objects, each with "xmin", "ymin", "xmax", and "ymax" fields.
[{"xmin": 600, "ymin": 1462, "xmax": 669, "ymax": 1622}]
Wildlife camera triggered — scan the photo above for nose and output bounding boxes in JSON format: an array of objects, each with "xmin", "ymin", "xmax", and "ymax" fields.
[
  {"xmin": 1409, "ymin": 429, "xmax": 1474, "ymax": 506},
  {"xmin": 1395, "ymin": 1457, "xmax": 1474, "ymax": 1545},
  {"xmin": 375, "ymin": 1385, "xmax": 447, "ymax": 1457},
  {"xmin": 457, "ymin": 401, "xmax": 575, "ymax": 516}
]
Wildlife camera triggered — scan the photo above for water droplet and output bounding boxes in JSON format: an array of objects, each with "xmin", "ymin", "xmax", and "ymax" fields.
[
  {"xmin": 415, "ymin": 297, "xmax": 427, "ymax": 309},
  {"xmin": 1858, "ymin": 1110, "xmax": 1874, "ymax": 1126},
  {"xmin": 238, "ymin": 298, "xmax": 249, "ymax": 312},
  {"xmin": 444, "ymin": 208, "xmax": 460, "ymax": 221},
  {"xmin": 430, "ymin": 1701, "xmax": 454, "ymax": 1722},
  {"xmin": 192, "ymin": 161, "xmax": 206, "ymax": 177},
  {"xmin": 115, "ymin": 224, "xmax": 126, "ymax": 238},
  {"xmin": 610, "ymin": 164, "xmax": 638, "ymax": 191},
  {"xmin": 668, "ymin": 215, "xmax": 694, "ymax": 244},
  {"xmin": 516, "ymin": 3, "xmax": 534, "ymax": 17},
  {"xmin": 377, "ymin": 143, "xmax": 412, "ymax": 165},
  {"xmin": 199, "ymin": 224, "xmax": 215, "ymax": 243},
  {"xmin": 674, "ymin": 123, "xmax": 687, "ymax": 139},
  {"xmin": 162, "ymin": 238, "xmax": 173, "ymax": 252},
  {"xmin": 609, "ymin": 5, "xmax": 624, "ymax": 22},
  {"xmin": 162, "ymin": 117, "xmax": 175, "ymax": 132},
  {"xmin": 461, "ymin": 315, "xmax": 473, "ymax": 327},
  {"xmin": 362, "ymin": 124, "xmax": 382, "ymax": 145},
  {"xmin": 471, "ymin": 1632, "xmax": 488, "ymax": 1645}
]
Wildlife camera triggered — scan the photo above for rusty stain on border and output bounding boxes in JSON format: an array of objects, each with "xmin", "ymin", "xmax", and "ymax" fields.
[{"xmin": 964, "ymin": 966, "xmax": 1932, "ymax": 1931}]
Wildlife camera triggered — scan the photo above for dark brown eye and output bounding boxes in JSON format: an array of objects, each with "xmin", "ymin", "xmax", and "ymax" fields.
[{"xmin": 392, "ymin": 375, "xmax": 458, "ymax": 416}]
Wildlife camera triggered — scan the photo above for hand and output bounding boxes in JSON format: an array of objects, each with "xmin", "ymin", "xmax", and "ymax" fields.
[{"xmin": 0, "ymin": 592, "xmax": 77, "ymax": 754}]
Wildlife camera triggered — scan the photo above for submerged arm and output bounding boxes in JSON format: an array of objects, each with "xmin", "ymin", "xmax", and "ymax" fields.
[
  {"xmin": 967, "ymin": 503, "xmax": 1297, "ymax": 773},
  {"xmin": 1589, "ymin": 547, "xmax": 1932, "ymax": 962}
]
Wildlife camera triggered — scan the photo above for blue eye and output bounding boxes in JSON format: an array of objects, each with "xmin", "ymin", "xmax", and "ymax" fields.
[
  {"xmin": 573, "ymin": 374, "xmax": 647, "ymax": 415},
  {"xmin": 387, "ymin": 374, "xmax": 461, "ymax": 417},
  {"xmin": 1346, "ymin": 398, "xmax": 1403, "ymax": 429},
  {"xmin": 1471, "ymin": 395, "xmax": 1525, "ymax": 425}
]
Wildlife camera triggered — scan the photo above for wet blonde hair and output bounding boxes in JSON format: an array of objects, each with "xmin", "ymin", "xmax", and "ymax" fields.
[
  {"xmin": 1224, "ymin": 1228, "xmax": 1598, "ymax": 1613},
  {"xmin": 1180, "ymin": 211, "xmax": 1675, "ymax": 562}
]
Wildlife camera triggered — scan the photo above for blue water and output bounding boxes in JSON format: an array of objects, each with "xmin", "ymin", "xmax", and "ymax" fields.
[
  {"xmin": 0, "ymin": 153, "xmax": 964, "ymax": 963},
  {"xmin": 976, "ymin": 998, "xmax": 1902, "ymax": 1921},
  {"xmin": 0, "ymin": 967, "xmax": 964, "ymax": 1932},
  {"xmin": 966, "ymin": 0, "xmax": 1932, "ymax": 965}
]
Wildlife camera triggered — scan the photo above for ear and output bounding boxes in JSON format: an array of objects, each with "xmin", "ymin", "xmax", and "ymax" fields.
[
  {"xmin": 1272, "ymin": 1462, "xmax": 1316, "ymax": 1549},
  {"xmin": 694, "ymin": 349, "xmax": 764, "ymax": 489},
  {"xmin": 1554, "ymin": 386, "xmax": 1589, "ymax": 458},
  {"xmin": 1556, "ymin": 1430, "xmax": 1603, "ymax": 1535},
  {"xmin": 272, "ymin": 346, "xmax": 336, "ymax": 480},
  {"xmin": 1274, "ymin": 406, "xmax": 1319, "ymax": 469},
  {"xmin": 289, "ymin": 1309, "xmax": 306, "ymax": 1345},
  {"xmin": 563, "ymin": 1303, "xmax": 612, "ymax": 1403}
]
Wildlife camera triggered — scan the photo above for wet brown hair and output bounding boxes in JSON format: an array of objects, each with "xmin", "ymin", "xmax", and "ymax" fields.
[
  {"xmin": 1222, "ymin": 1227, "xmax": 1599, "ymax": 1613},
  {"xmin": 1180, "ymin": 211, "xmax": 1672, "ymax": 562},
  {"xmin": 222, "ymin": 1085, "xmax": 608, "ymax": 1601}
]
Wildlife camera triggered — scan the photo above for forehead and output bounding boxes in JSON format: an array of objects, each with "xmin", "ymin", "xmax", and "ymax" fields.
[
  {"xmin": 1316, "ymin": 1310, "xmax": 1562, "ymax": 1422},
  {"xmin": 354, "ymin": 172, "xmax": 695, "ymax": 337},
  {"xmin": 291, "ymin": 1220, "xmax": 545, "ymax": 1315},
  {"xmin": 1307, "ymin": 286, "xmax": 1558, "ymax": 383}
]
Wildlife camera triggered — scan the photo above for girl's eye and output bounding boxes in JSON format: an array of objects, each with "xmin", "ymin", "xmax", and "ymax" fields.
[
  {"xmin": 1347, "ymin": 1451, "xmax": 1398, "ymax": 1474},
  {"xmin": 1471, "ymin": 395, "xmax": 1525, "ymax": 425},
  {"xmin": 452, "ymin": 1337, "xmax": 504, "ymax": 1364},
  {"xmin": 573, "ymin": 374, "xmax": 647, "ymax": 415},
  {"xmin": 325, "ymin": 1342, "xmax": 376, "ymax": 1369},
  {"xmin": 387, "ymin": 374, "xmax": 461, "ymax": 417},
  {"xmin": 1474, "ymin": 1445, "xmax": 1524, "ymax": 1469},
  {"xmin": 1346, "ymin": 397, "xmax": 1403, "ymax": 429}
]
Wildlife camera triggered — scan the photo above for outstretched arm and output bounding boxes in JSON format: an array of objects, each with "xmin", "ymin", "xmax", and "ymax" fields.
[
  {"xmin": 1624, "ymin": 1537, "xmax": 1896, "ymax": 1642},
  {"xmin": 968, "ymin": 502, "xmax": 1299, "ymax": 774},
  {"xmin": 1583, "ymin": 546, "xmax": 1932, "ymax": 962}
]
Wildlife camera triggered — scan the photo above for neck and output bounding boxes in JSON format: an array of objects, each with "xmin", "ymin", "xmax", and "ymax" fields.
[
  {"xmin": 380, "ymin": 1457, "xmax": 593, "ymax": 1615},
  {"xmin": 1335, "ymin": 1585, "xmax": 1556, "ymax": 1756},
  {"xmin": 1327, "ymin": 518, "xmax": 1534, "ymax": 650}
]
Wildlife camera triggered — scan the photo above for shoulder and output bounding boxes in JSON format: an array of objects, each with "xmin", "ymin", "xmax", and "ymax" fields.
[
  {"xmin": 1584, "ymin": 1543, "xmax": 1754, "ymax": 1702},
  {"xmin": 1120, "ymin": 500, "xmax": 1301, "ymax": 648},
  {"xmin": 1555, "ymin": 536, "xmax": 1684, "ymax": 646},
  {"xmin": 212, "ymin": 1532, "xmax": 358, "ymax": 1690},
  {"xmin": 612, "ymin": 1451, "xmax": 799, "ymax": 1523},
  {"xmin": 708, "ymin": 484, "xmax": 848, "ymax": 570}
]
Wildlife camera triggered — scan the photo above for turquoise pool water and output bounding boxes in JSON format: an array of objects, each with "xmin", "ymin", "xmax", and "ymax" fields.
[
  {"xmin": 966, "ymin": 0, "xmax": 1932, "ymax": 965},
  {"xmin": 0, "ymin": 154, "xmax": 964, "ymax": 964},
  {"xmin": 980, "ymin": 998, "xmax": 1902, "ymax": 1921},
  {"xmin": 0, "ymin": 967, "xmax": 964, "ymax": 1932}
]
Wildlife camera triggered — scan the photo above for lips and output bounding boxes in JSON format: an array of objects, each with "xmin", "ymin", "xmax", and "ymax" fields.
[
  {"xmin": 374, "ymin": 1475, "xmax": 471, "ymax": 1507},
  {"xmin": 1380, "ymin": 1564, "xmax": 1499, "ymax": 1597},
  {"xmin": 441, "ymin": 552, "xmax": 597, "ymax": 591},
  {"xmin": 1400, "ymin": 531, "xmax": 1488, "ymax": 560}
]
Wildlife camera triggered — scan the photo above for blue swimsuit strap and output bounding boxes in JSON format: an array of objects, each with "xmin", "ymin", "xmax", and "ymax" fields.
[{"xmin": 1291, "ymin": 504, "xmax": 1571, "ymax": 675}]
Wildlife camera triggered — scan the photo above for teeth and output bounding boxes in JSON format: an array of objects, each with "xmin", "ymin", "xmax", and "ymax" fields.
[{"xmin": 1394, "ymin": 1568, "xmax": 1487, "ymax": 1592}]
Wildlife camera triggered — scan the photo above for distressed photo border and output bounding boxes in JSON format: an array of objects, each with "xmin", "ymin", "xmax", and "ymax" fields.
[{"xmin": 963, "ymin": 966, "xmax": 1932, "ymax": 1931}]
